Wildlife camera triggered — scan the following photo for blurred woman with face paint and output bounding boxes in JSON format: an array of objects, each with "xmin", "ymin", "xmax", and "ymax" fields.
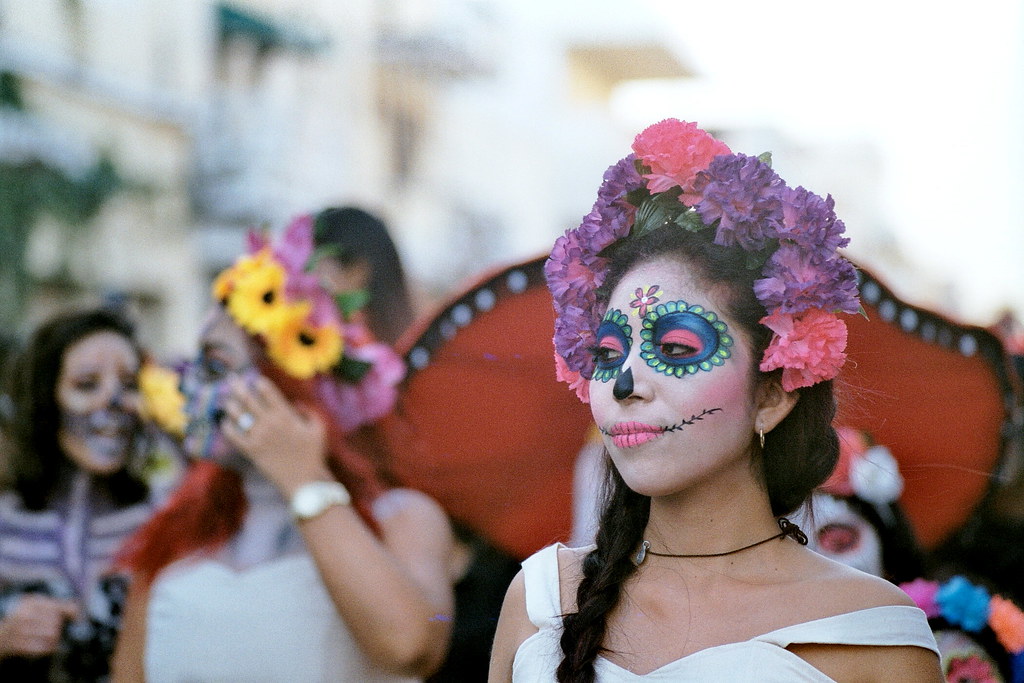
[
  {"xmin": 0, "ymin": 308, "xmax": 154, "ymax": 682},
  {"xmin": 111, "ymin": 216, "xmax": 456, "ymax": 682}
]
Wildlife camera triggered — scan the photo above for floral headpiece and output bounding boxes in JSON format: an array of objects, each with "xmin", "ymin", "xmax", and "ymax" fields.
[
  {"xmin": 822, "ymin": 427, "xmax": 904, "ymax": 506},
  {"xmin": 545, "ymin": 119, "xmax": 860, "ymax": 401},
  {"xmin": 901, "ymin": 576, "xmax": 1024, "ymax": 680},
  {"xmin": 213, "ymin": 214, "xmax": 363, "ymax": 380}
]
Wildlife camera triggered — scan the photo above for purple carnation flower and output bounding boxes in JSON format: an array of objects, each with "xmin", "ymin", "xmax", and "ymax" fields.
[
  {"xmin": 553, "ymin": 301, "xmax": 598, "ymax": 376},
  {"xmin": 590, "ymin": 154, "xmax": 643, "ymax": 247},
  {"xmin": 753, "ymin": 244, "xmax": 860, "ymax": 315},
  {"xmin": 778, "ymin": 187, "xmax": 850, "ymax": 259},
  {"xmin": 692, "ymin": 154, "xmax": 785, "ymax": 250}
]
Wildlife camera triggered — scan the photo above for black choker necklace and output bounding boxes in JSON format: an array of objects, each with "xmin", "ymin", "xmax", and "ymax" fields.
[{"xmin": 632, "ymin": 517, "xmax": 808, "ymax": 566}]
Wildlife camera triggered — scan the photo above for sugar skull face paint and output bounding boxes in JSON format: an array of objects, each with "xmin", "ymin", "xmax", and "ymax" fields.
[
  {"xmin": 56, "ymin": 331, "xmax": 142, "ymax": 475},
  {"xmin": 589, "ymin": 257, "xmax": 762, "ymax": 499},
  {"xmin": 639, "ymin": 300, "xmax": 732, "ymax": 377},
  {"xmin": 181, "ymin": 310, "xmax": 258, "ymax": 466},
  {"xmin": 592, "ymin": 309, "xmax": 632, "ymax": 382}
]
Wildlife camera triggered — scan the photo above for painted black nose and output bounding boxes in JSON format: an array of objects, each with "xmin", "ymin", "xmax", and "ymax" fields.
[{"xmin": 613, "ymin": 367, "xmax": 634, "ymax": 400}]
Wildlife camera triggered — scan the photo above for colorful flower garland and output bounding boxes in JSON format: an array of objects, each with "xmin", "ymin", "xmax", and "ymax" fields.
[
  {"xmin": 545, "ymin": 119, "xmax": 860, "ymax": 401},
  {"xmin": 902, "ymin": 576, "xmax": 1024, "ymax": 681},
  {"xmin": 213, "ymin": 214, "xmax": 349, "ymax": 380}
]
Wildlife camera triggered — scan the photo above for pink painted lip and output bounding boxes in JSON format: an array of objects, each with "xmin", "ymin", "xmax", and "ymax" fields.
[{"xmin": 603, "ymin": 422, "xmax": 665, "ymax": 449}]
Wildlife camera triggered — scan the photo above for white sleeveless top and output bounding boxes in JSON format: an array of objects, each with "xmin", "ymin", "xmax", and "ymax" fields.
[
  {"xmin": 145, "ymin": 553, "xmax": 419, "ymax": 683},
  {"xmin": 513, "ymin": 544, "xmax": 939, "ymax": 682}
]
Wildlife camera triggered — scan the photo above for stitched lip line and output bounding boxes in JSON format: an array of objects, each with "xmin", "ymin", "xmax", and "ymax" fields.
[{"xmin": 599, "ymin": 407, "xmax": 723, "ymax": 438}]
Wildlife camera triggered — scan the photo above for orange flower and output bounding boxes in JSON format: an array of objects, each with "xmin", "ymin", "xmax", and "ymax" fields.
[{"xmin": 989, "ymin": 595, "xmax": 1024, "ymax": 654}]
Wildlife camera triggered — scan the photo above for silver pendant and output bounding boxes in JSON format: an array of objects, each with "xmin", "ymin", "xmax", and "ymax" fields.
[{"xmin": 633, "ymin": 540, "xmax": 650, "ymax": 566}]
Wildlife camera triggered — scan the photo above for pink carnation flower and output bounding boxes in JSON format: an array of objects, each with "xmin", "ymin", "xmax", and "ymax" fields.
[
  {"xmin": 555, "ymin": 353, "xmax": 590, "ymax": 403},
  {"xmin": 316, "ymin": 342, "xmax": 405, "ymax": 432},
  {"xmin": 759, "ymin": 309, "xmax": 848, "ymax": 391},
  {"xmin": 945, "ymin": 655, "xmax": 999, "ymax": 683},
  {"xmin": 900, "ymin": 578, "xmax": 941, "ymax": 618},
  {"xmin": 631, "ymin": 119, "xmax": 730, "ymax": 195}
]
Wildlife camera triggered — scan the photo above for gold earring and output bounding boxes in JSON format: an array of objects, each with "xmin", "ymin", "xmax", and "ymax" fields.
[{"xmin": 759, "ymin": 427, "xmax": 765, "ymax": 449}]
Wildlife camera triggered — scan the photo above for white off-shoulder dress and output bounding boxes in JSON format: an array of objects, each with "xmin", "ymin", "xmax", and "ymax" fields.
[{"xmin": 513, "ymin": 544, "xmax": 939, "ymax": 682}]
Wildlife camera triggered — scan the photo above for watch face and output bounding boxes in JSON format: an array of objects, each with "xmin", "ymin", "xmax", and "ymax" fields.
[{"xmin": 292, "ymin": 482, "xmax": 349, "ymax": 519}]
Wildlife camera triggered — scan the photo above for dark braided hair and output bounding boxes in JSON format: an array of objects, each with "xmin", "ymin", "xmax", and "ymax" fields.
[{"xmin": 556, "ymin": 226, "xmax": 840, "ymax": 682}]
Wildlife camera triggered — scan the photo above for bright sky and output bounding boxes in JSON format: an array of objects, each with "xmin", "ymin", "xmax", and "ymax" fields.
[{"xmin": 618, "ymin": 0, "xmax": 1024, "ymax": 325}]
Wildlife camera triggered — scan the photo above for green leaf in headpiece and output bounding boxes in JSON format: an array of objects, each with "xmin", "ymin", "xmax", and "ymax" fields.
[
  {"xmin": 674, "ymin": 208, "xmax": 709, "ymax": 234},
  {"xmin": 744, "ymin": 240, "xmax": 777, "ymax": 271},
  {"xmin": 757, "ymin": 151, "xmax": 773, "ymax": 167},
  {"xmin": 632, "ymin": 188, "xmax": 689, "ymax": 237},
  {"xmin": 334, "ymin": 355, "xmax": 372, "ymax": 383},
  {"xmin": 307, "ymin": 244, "xmax": 343, "ymax": 271},
  {"xmin": 334, "ymin": 289, "xmax": 370, "ymax": 320}
]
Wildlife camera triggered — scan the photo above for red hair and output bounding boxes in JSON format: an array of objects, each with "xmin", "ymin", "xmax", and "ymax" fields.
[{"xmin": 118, "ymin": 356, "xmax": 388, "ymax": 584}]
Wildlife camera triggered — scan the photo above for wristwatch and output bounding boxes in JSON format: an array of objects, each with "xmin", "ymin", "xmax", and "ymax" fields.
[{"xmin": 290, "ymin": 481, "xmax": 351, "ymax": 521}]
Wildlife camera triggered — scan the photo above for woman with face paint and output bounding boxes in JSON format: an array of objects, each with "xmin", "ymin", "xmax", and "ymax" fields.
[
  {"xmin": 0, "ymin": 308, "xmax": 155, "ymax": 681},
  {"xmin": 111, "ymin": 216, "xmax": 456, "ymax": 682},
  {"xmin": 489, "ymin": 120, "xmax": 943, "ymax": 682}
]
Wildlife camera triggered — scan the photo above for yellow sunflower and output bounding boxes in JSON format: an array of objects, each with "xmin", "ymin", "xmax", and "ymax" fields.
[
  {"xmin": 212, "ymin": 247, "xmax": 273, "ymax": 303},
  {"xmin": 226, "ymin": 254, "xmax": 293, "ymax": 336},
  {"xmin": 138, "ymin": 363, "xmax": 187, "ymax": 436},
  {"xmin": 264, "ymin": 306, "xmax": 344, "ymax": 379}
]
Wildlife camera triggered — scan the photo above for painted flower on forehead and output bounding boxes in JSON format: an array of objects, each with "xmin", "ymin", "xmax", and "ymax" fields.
[
  {"xmin": 632, "ymin": 118, "xmax": 730, "ymax": 194},
  {"xmin": 693, "ymin": 153, "xmax": 785, "ymax": 251},
  {"xmin": 760, "ymin": 309, "xmax": 848, "ymax": 391},
  {"xmin": 754, "ymin": 244, "xmax": 860, "ymax": 316},
  {"xmin": 630, "ymin": 285, "xmax": 662, "ymax": 318}
]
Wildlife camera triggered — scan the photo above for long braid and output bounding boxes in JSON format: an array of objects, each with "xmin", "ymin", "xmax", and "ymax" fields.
[{"xmin": 556, "ymin": 464, "xmax": 650, "ymax": 683}]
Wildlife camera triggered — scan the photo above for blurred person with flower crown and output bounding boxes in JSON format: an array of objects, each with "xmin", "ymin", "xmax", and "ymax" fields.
[
  {"xmin": 110, "ymin": 215, "xmax": 456, "ymax": 682},
  {"xmin": 489, "ymin": 119, "xmax": 942, "ymax": 682},
  {"xmin": 311, "ymin": 205, "xmax": 523, "ymax": 682},
  {"xmin": 794, "ymin": 428, "xmax": 1024, "ymax": 682},
  {"xmin": 0, "ymin": 307, "xmax": 173, "ymax": 682}
]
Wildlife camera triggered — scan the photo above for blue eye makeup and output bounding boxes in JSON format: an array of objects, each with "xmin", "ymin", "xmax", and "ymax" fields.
[
  {"xmin": 639, "ymin": 300, "xmax": 732, "ymax": 377},
  {"xmin": 592, "ymin": 309, "xmax": 631, "ymax": 382}
]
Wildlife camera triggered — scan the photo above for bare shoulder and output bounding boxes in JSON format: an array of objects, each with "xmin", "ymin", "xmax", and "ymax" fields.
[
  {"xmin": 799, "ymin": 550, "xmax": 917, "ymax": 611},
  {"xmin": 372, "ymin": 488, "xmax": 451, "ymax": 537},
  {"xmin": 787, "ymin": 551, "xmax": 942, "ymax": 682},
  {"xmin": 371, "ymin": 488, "xmax": 455, "ymax": 569},
  {"xmin": 489, "ymin": 570, "xmax": 536, "ymax": 683}
]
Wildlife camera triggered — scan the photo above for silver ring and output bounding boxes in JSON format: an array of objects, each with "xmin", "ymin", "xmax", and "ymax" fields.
[{"xmin": 236, "ymin": 412, "xmax": 256, "ymax": 433}]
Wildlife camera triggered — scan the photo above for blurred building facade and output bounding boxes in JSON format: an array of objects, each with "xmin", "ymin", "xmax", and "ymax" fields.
[{"xmin": 0, "ymin": 0, "xmax": 691, "ymax": 356}]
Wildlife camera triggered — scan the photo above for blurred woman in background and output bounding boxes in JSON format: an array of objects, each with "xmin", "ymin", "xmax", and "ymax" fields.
[{"xmin": 0, "ymin": 308, "xmax": 155, "ymax": 682}]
